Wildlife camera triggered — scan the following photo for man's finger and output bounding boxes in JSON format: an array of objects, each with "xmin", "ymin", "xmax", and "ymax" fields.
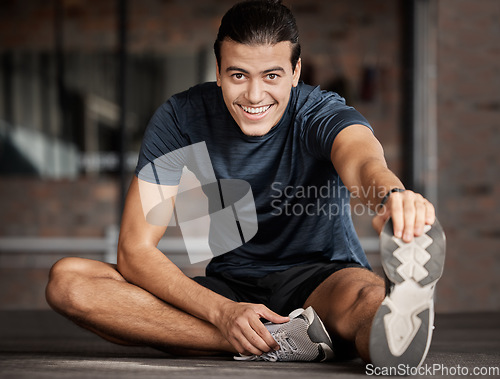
[
  {"xmin": 402, "ymin": 193, "xmax": 417, "ymax": 242},
  {"xmin": 425, "ymin": 200, "xmax": 436, "ymax": 225},
  {"xmin": 389, "ymin": 191, "xmax": 404, "ymax": 239},
  {"xmin": 242, "ymin": 317, "xmax": 281, "ymax": 354},
  {"xmin": 231, "ymin": 319, "xmax": 268, "ymax": 356},
  {"xmin": 250, "ymin": 318, "xmax": 280, "ymax": 351},
  {"xmin": 236, "ymin": 334, "xmax": 265, "ymax": 356},
  {"xmin": 251, "ymin": 305, "xmax": 289, "ymax": 351},
  {"xmin": 414, "ymin": 199, "xmax": 427, "ymax": 236},
  {"xmin": 256, "ymin": 306, "xmax": 289, "ymax": 324}
]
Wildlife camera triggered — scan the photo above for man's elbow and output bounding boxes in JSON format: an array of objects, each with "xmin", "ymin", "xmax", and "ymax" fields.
[{"xmin": 116, "ymin": 238, "xmax": 140, "ymax": 279}]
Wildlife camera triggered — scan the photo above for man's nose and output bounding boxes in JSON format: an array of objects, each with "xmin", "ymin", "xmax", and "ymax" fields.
[{"xmin": 245, "ymin": 80, "xmax": 265, "ymax": 104}]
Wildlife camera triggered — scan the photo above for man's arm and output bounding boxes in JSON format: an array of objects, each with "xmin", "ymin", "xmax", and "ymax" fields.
[
  {"xmin": 117, "ymin": 176, "xmax": 287, "ymax": 355},
  {"xmin": 330, "ymin": 124, "xmax": 435, "ymax": 242}
]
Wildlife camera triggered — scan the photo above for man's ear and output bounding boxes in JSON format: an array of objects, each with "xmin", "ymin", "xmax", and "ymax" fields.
[
  {"xmin": 216, "ymin": 60, "xmax": 221, "ymax": 87},
  {"xmin": 292, "ymin": 58, "xmax": 302, "ymax": 87}
]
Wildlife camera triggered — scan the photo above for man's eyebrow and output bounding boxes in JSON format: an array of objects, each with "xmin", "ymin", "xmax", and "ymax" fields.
[
  {"xmin": 225, "ymin": 66, "xmax": 286, "ymax": 74},
  {"xmin": 262, "ymin": 67, "xmax": 285, "ymax": 74},
  {"xmin": 226, "ymin": 66, "xmax": 250, "ymax": 74}
]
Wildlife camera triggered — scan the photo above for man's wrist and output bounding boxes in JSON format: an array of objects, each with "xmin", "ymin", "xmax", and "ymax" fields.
[
  {"xmin": 380, "ymin": 188, "xmax": 405, "ymax": 206},
  {"xmin": 206, "ymin": 296, "xmax": 237, "ymax": 325}
]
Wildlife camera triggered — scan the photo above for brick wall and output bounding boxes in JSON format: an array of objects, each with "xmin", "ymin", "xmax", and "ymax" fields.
[
  {"xmin": 0, "ymin": 176, "xmax": 120, "ymax": 310},
  {"xmin": 0, "ymin": 177, "xmax": 119, "ymax": 237},
  {"xmin": 436, "ymin": 0, "xmax": 500, "ymax": 312}
]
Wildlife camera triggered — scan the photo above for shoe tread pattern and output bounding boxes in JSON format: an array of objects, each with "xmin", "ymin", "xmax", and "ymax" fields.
[
  {"xmin": 380, "ymin": 218, "xmax": 445, "ymax": 287},
  {"xmin": 370, "ymin": 218, "xmax": 446, "ymax": 369}
]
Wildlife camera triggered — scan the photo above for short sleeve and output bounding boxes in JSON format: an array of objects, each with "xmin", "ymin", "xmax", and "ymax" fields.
[
  {"xmin": 298, "ymin": 89, "xmax": 372, "ymax": 161},
  {"xmin": 134, "ymin": 98, "xmax": 189, "ymax": 185}
]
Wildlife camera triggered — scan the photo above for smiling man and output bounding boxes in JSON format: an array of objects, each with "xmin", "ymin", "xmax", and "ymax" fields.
[
  {"xmin": 46, "ymin": 0, "xmax": 445, "ymax": 370},
  {"xmin": 216, "ymin": 40, "xmax": 301, "ymax": 136}
]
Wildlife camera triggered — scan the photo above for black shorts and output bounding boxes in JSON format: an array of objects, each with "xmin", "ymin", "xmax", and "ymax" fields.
[{"xmin": 192, "ymin": 261, "xmax": 366, "ymax": 316}]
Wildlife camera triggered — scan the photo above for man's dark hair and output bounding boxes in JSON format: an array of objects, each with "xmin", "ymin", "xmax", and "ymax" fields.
[{"xmin": 214, "ymin": 0, "xmax": 301, "ymax": 72}]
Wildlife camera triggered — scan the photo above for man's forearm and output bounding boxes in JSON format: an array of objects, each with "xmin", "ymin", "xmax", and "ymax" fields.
[
  {"xmin": 354, "ymin": 157, "xmax": 435, "ymax": 240},
  {"xmin": 351, "ymin": 159, "xmax": 405, "ymax": 210},
  {"xmin": 331, "ymin": 125, "xmax": 435, "ymax": 239},
  {"xmin": 117, "ymin": 245, "xmax": 232, "ymax": 326},
  {"xmin": 330, "ymin": 125, "xmax": 405, "ymax": 209}
]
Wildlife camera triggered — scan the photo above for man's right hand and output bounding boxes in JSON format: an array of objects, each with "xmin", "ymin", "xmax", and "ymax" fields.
[{"xmin": 214, "ymin": 302, "xmax": 289, "ymax": 356}]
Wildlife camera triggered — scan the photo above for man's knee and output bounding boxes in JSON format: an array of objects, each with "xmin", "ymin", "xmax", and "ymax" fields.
[
  {"xmin": 49, "ymin": 257, "xmax": 84, "ymax": 278},
  {"xmin": 45, "ymin": 257, "xmax": 92, "ymax": 314},
  {"xmin": 355, "ymin": 284, "xmax": 385, "ymax": 310},
  {"xmin": 335, "ymin": 283, "xmax": 385, "ymax": 339}
]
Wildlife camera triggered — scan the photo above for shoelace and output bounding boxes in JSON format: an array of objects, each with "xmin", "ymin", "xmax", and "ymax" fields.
[
  {"xmin": 234, "ymin": 311, "xmax": 306, "ymax": 362},
  {"xmin": 249, "ymin": 329, "xmax": 297, "ymax": 362}
]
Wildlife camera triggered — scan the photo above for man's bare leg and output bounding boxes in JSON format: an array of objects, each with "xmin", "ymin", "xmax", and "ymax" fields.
[
  {"xmin": 303, "ymin": 267, "xmax": 385, "ymax": 362},
  {"xmin": 45, "ymin": 257, "xmax": 236, "ymax": 355}
]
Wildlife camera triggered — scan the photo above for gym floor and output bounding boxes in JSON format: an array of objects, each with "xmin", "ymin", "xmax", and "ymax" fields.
[{"xmin": 0, "ymin": 310, "xmax": 499, "ymax": 378}]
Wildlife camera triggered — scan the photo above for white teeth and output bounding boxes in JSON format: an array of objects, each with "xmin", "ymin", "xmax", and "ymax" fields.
[{"xmin": 241, "ymin": 105, "xmax": 271, "ymax": 114}]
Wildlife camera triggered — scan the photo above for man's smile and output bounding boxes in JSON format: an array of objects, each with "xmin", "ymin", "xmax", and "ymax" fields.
[
  {"xmin": 239, "ymin": 104, "xmax": 272, "ymax": 114},
  {"xmin": 237, "ymin": 104, "xmax": 274, "ymax": 121}
]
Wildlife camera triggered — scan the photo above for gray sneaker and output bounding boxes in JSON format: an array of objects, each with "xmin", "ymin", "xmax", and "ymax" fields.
[
  {"xmin": 370, "ymin": 218, "xmax": 446, "ymax": 369},
  {"xmin": 234, "ymin": 306, "xmax": 335, "ymax": 362}
]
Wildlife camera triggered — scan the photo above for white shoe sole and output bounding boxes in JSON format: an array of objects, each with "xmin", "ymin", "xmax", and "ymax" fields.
[{"xmin": 369, "ymin": 218, "xmax": 446, "ymax": 369}]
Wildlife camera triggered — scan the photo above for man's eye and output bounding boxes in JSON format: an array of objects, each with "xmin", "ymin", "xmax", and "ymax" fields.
[
  {"xmin": 233, "ymin": 73, "xmax": 244, "ymax": 80},
  {"xmin": 267, "ymin": 74, "xmax": 277, "ymax": 80}
]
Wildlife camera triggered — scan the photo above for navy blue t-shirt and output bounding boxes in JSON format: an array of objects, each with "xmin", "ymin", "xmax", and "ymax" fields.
[{"xmin": 135, "ymin": 81, "xmax": 372, "ymax": 277}]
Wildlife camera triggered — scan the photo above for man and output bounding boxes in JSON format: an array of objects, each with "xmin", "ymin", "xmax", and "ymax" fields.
[{"xmin": 46, "ymin": 0, "xmax": 445, "ymax": 369}]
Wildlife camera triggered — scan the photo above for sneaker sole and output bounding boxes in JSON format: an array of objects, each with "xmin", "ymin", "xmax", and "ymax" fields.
[
  {"xmin": 369, "ymin": 218, "xmax": 446, "ymax": 369},
  {"xmin": 301, "ymin": 306, "xmax": 335, "ymax": 362}
]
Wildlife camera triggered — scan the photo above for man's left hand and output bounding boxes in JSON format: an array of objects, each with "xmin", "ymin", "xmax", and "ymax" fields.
[{"xmin": 372, "ymin": 190, "xmax": 436, "ymax": 242}]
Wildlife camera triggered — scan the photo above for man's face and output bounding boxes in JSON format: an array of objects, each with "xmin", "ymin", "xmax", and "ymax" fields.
[{"xmin": 216, "ymin": 40, "xmax": 301, "ymax": 137}]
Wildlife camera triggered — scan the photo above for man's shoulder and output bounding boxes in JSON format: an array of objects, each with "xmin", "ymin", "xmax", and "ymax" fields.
[
  {"xmin": 159, "ymin": 82, "xmax": 223, "ymax": 125},
  {"xmin": 293, "ymin": 81, "xmax": 318, "ymax": 104},
  {"xmin": 292, "ymin": 82, "xmax": 348, "ymax": 117}
]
